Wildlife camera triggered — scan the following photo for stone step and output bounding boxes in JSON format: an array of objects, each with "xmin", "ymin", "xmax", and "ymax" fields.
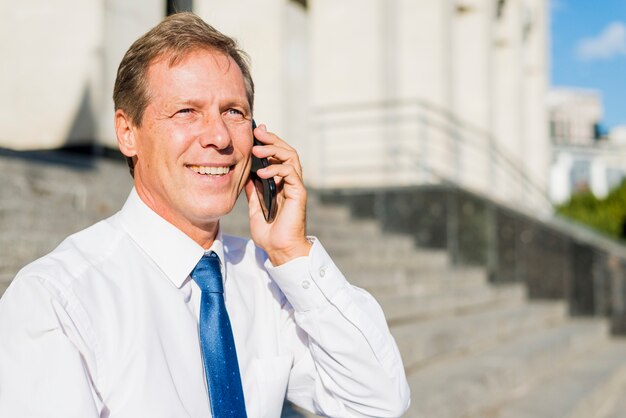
[
  {"xmin": 392, "ymin": 301, "xmax": 567, "ymax": 372},
  {"xmin": 220, "ymin": 216, "xmax": 383, "ymax": 241},
  {"xmin": 601, "ymin": 354, "xmax": 626, "ymax": 418},
  {"xmin": 331, "ymin": 249, "xmax": 450, "ymax": 273},
  {"xmin": 220, "ymin": 219, "xmax": 381, "ymax": 243},
  {"xmin": 379, "ymin": 283, "xmax": 526, "ymax": 325},
  {"xmin": 309, "ymin": 220, "xmax": 382, "ymax": 239},
  {"xmin": 351, "ymin": 266, "xmax": 487, "ymax": 296},
  {"xmin": 405, "ymin": 319, "xmax": 609, "ymax": 418},
  {"xmin": 314, "ymin": 233, "xmax": 417, "ymax": 256},
  {"xmin": 490, "ymin": 339, "xmax": 626, "ymax": 418},
  {"xmin": 223, "ymin": 196, "xmax": 360, "ymax": 226},
  {"xmin": 306, "ymin": 203, "xmax": 353, "ymax": 223}
]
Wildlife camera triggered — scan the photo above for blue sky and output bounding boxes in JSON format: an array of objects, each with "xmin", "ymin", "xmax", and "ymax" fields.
[{"xmin": 551, "ymin": 0, "xmax": 626, "ymax": 129}]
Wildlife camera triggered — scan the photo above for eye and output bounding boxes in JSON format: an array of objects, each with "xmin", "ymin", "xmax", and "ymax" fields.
[
  {"xmin": 171, "ymin": 108, "xmax": 197, "ymax": 120},
  {"xmin": 226, "ymin": 108, "xmax": 244, "ymax": 116}
]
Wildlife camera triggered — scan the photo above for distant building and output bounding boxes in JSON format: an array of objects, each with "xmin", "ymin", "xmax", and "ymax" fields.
[
  {"xmin": 547, "ymin": 88, "xmax": 603, "ymax": 146},
  {"xmin": 0, "ymin": 0, "xmax": 551, "ymax": 213},
  {"xmin": 610, "ymin": 125, "xmax": 626, "ymax": 146},
  {"xmin": 548, "ymin": 88, "xmax": 626, "ymax": 203}
]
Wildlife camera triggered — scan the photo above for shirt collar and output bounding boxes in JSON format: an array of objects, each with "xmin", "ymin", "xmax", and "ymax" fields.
[{"xmin": 118, "ymin": 188, "xmax": 226, "ymax": 289}]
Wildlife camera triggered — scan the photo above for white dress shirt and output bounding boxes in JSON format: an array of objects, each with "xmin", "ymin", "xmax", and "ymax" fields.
[{"xmin": 0, "ymin": 189, "xmax": 410, "ymax": 418}]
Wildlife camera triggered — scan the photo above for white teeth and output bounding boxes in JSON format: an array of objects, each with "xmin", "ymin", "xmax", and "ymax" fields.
[{"xmin": 190, "ymin": 165, "xmax": 230, "ymax": 175}]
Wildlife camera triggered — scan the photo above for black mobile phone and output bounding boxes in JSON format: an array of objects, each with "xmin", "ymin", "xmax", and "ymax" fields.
[{"xmin": 250, "ymin": 120, "xmax": 277, "ymax": 223}]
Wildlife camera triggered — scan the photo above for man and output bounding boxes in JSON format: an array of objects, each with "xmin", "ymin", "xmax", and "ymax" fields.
[{"xmin": 0, "ymin": 13, "xmax": 409, "ymax": 418}]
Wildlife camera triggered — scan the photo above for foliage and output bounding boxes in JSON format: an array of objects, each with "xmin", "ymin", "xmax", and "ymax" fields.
[{"xmin": 556, "ymin": 180, "xmax": 626, "ymax": 240}]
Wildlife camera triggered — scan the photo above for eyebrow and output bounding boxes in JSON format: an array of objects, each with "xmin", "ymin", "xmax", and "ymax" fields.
[
  {"xmin": 223, "ymin": 99, "xmax": 251, "ymax": 112},
  {"xmin": 171, "ymin": 98, "xmax": 205, "ymax": 108}
]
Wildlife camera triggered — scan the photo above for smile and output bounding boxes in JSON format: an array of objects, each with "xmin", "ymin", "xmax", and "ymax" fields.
[{"xmin": 188, "ymin": 165, "xmax": 232, "ymax": 175}]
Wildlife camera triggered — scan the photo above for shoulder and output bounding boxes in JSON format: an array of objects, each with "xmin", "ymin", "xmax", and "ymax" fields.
[{"xmin": 7, "ymin": 214, "xmax": 128, "ymax": 300}]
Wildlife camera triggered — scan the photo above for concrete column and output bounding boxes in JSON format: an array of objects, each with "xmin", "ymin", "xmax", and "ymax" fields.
[
  {"xmin": 0, "ymin": 0, "xmax": 101, "ymax": 149},
  {"xmin": 521, "ymin": 0, "xmax": 550, "ymax": 209},
  {"xmin": 492, "ymin": 0, "xmax": 524, "ymax": 201},
  {"xmin": 309, "ymin": 0, "xmax": 385, "ymax": 107},
  {"xmin": 450, "ymin": 0, "xmax": 492, "ymax": 131},
  {"xmin": 395, "ymin": 1, "xmax": 451, "ymax": 108},
  {"xmin": 450, "ymin": 0, "xmax": 494, "ymax": 192},
  {"xmin": 282, "ymin": 1, "xmax": 310, "ymax": 173},
  {"xmin": 393, "ymin": 1, "xmax": 452, "ymax": 184},
  {"xmin": 309, "ymin": 0, "xmax": 388, "ymax": 186}
]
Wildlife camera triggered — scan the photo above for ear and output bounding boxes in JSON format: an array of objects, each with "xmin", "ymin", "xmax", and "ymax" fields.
[{"xmin": 115, "ymin": 109, "xmax": 138, "ymax": 158}]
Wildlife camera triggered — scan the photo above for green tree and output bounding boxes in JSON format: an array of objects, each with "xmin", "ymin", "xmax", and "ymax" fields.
[{"xmin": 556, "ymin": 180, "xmax": 626, "ymax": 240}]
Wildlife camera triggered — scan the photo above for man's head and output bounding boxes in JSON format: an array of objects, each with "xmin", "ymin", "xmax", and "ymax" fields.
[
  {"xmin": 113, "ymin": 12, "xmax": 255, "ymax": 176},
  {"xmin": 113, "ymin": 13, "xmax": 256, "ymax": 247}
]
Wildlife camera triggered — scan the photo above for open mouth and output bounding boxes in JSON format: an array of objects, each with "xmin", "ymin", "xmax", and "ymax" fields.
[{"xmin": 188, "ymin": 165, "xmax": 233, "ymax": 176}]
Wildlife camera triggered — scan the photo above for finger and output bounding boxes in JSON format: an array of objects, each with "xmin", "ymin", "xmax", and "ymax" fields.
[
  {"xmin": 257, "ymin": 164, "xmax": 303, "ymax": 189},
  {"xmin": 253, "ymin": 125, "xmax": 295, "ymax": 152},
  {"xmin": 252, "ymin": 145, "xmax": 302, "ymax": 177}
]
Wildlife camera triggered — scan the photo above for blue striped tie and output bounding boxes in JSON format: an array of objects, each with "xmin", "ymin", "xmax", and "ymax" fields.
[{"xmin": 191, "ymin": 252, "xmax": 247, "ymax": 417}]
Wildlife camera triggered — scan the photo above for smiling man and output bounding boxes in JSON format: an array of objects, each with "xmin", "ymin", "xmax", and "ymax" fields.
[{"xmin": 0, "ymin": 13, "xmax": 410, "ymax": 418}]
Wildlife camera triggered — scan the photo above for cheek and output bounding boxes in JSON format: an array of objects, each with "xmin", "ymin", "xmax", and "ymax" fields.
[
  {"xmin": 151, "ymin": 128, "xmax": 191, "ymax": 164},
  {"xmin": 235, "ymin": 133, "xmax": 253, "ymax": 159}
]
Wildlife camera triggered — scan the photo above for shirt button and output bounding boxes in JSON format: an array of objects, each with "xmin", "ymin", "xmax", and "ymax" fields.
[
  {"xmin": 319, "ymin": 268, "xmax": 326, "ymax": 278},
  {"xmin": 302, "ymin": 280, "xmax": 311, "ymax": 289}
]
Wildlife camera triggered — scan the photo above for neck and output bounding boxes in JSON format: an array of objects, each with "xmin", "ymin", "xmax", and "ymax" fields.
[{"xmin": 134, "ymin": 187, "xmax": 220, "ymax": 250}]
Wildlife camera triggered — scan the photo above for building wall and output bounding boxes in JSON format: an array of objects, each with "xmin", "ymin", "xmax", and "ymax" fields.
[
  {"xmin": 0, "ymin": 0, "xmax": 552, "ymax": 212},
  {"xmin": 0, "ymin": 1, "xmax": 166, "ymax": 150},
  {"xmin": 307, "ymin": 0, "xmax": 551, "ymax": 212}
]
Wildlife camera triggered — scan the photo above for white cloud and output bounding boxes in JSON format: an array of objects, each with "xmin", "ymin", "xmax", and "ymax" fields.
[{"xmin": 576, "ymin": 22, "xmax": 626, "ymax": 61}]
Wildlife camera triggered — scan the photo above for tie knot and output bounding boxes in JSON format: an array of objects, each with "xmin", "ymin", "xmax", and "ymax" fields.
[{"xmin": 191, "ymin": 252, "xmax": 223, "ymax": 293}]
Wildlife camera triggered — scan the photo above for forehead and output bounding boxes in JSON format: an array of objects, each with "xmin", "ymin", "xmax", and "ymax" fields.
[{"xmin": 144, "ymin": 49, "xmax": 247, "ymax": 101}]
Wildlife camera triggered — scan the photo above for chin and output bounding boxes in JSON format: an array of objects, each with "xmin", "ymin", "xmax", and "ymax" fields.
[{"xmin": 196, "ymin": 197, "xmax": 237, "ymax": 220}]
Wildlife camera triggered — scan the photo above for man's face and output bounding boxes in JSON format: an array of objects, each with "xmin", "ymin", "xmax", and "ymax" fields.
[{"xmin": 122, "ymin": 49, "xmax": 253, "ymax": 235}]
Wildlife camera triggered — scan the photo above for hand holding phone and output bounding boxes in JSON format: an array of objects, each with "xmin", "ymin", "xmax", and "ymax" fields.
[
  {"xmin": 250, "ymin": 120, "xmax": 277, "ymax": 223},
  {"xmin": 245, "ymin": 121, "xmax": 311, "ymax": 265}
]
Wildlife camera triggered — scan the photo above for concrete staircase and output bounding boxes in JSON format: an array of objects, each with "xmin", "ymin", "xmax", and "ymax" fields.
[
  {"xmin": 2, "ymin": 153, "xmax": 626, "ymax": 418},
  {"xmin": 222, "ymin": 189, "xmax": 626, "ymax": 418}
]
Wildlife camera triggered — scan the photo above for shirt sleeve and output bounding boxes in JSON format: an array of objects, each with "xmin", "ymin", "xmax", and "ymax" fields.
[
  {"xmin": 0, "ymin": 274, "xmax": 103, "ymax": 418},
  {"xmin": 265, "ymin": 238, "xmax": 411, "ymax": 417}
]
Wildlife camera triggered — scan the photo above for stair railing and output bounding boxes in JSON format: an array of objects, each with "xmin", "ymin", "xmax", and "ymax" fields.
[{"xmin": 311, "ymin": 99, "xmax": 552, "ymax": 213}]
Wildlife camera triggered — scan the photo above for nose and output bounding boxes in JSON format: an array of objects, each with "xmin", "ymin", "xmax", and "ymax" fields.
[{"xmin": 198, "ymin": 115, "xmax": 232, "ymax": 150}]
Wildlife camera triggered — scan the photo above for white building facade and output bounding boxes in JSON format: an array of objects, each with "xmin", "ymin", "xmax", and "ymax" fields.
[
  {"xmin": 0, "ymin": 0, "xmax": 551, "ymax": 213},
  {"xmin": 548, "ymin": 88, "xmax": 626, "ymax": 204}
]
